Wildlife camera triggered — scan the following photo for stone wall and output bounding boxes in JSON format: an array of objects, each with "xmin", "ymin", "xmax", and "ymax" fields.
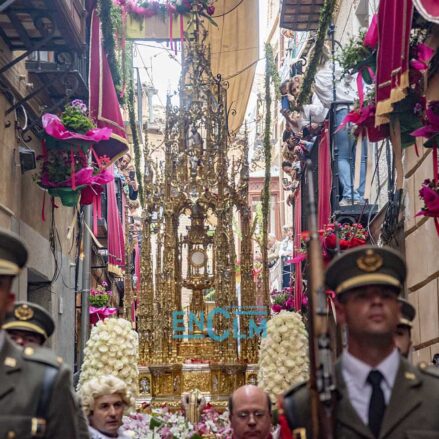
[
  {"xmin": 404, "ymin": 69, "xmax": 439, "ymax": 364},
  {"xmin": 0, "ymin": 56, "xmax": 77, "ymax": 366}
]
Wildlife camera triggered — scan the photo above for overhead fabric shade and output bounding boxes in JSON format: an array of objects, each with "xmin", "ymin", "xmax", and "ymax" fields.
[
  {"xmin": 206, "ymin": 0, "xmax": 259, "ymax": 135},
  {"xmin": 125, "ymin": 0, "xmax": 259, "ymax": 135}
]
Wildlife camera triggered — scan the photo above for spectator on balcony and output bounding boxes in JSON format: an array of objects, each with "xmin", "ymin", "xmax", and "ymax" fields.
[
  {"xmin": 267, "ymin": 233, "xmax": 280, "ymax": 269},
  {"xmin": 313, "ymin": 46, "xmax": 366, "ymax": 205},
  {"xmin": 117, "ymin": 154, "xmax": 139, "ymax": 201},
  {"xmin": 279, "ymin": 226, "xmax": 294, "ymax": 288}
]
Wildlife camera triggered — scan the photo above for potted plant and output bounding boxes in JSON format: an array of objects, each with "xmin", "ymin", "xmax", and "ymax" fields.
[
  {"xmin": 338, "ymin": 30, "xmax": 376, "ymax": 84},
  {"xmin": 36, "ymin": 100, "xmax": 113, "ymax": 206},
  {"xmin": 89, "ymin": 281, "xmax": 117, "ymax": 325},
  {"xmin": 322, "ymin": 223, "xmax": 368, "ymax": 260},
  {"xmin": 270, "ymin": 287, "xmax": 295, "ymax": 313}
]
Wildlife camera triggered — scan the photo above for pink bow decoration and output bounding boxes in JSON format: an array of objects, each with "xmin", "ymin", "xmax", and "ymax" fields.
[
  {"xmin": 410, "ymin": 43, "xmax": 435, "ymax": 72},
  {"xmin": 416, "ymin": 181, "xmax": 439, "ymax": 218},
  {"xmin": 287, "ymin": 253, "xmax": 307, "ymax": 264},
  {"xmin": 89, "ymin": 306, "xmax": 117, "ymax": 325},
  {"xmin": 337, "ymin": 104, "xmax": 389, "ymax": 142},
  {"xmin": 411, "ymin": 101, "xmax": 439, "ymax": 145},
  {"xmin": 42, "ymin": 113, "xmax": 112, "ymax": 143},
  {"xmin": 79, "ymin": 169, "xmax": 114, "ymax": 205},
  {"xmin": 363, "ymin": 14, "xmax": 378, "ymax": 49}
]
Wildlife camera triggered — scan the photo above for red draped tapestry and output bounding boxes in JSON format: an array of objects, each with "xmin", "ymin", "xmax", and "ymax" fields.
[
  {"xmin": 375, "ymin": 0, "xmax": 414, "ymax": 126},
  {"xmin": 293, "ymin": 187, "xmax": 302, "ymax": 310},
  {"xmin": 318, "ymin": 122, "xmax": 332, "ymax": 230},
  {"xmin": 106, "ymin": 166, "xmax": 125, "ymax": 275},
  {"xmin": 89, "ymin": 9, "xmax": 129, "ymax": 161}
]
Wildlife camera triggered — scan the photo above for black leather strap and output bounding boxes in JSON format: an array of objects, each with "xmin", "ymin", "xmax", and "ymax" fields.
[{"xmin": 36, "ymin": 366, "xmax": 58, "ymax": 420}]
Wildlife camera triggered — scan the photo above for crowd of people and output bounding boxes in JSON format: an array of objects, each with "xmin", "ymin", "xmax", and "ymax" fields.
[
  {"xmin": 279, "ymin": 45, "xmax": 368, "ymax": 207},
  {"xmin": 1, "ymin": 226, "xmax": 439, "ymax": 438}
]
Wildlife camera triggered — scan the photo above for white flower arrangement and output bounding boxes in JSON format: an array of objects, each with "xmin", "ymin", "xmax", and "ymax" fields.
[
  {"xmin": 77, "ymin": 318, "xmax": 139, "ymax": 403},
  {"xmin": 258, "ymin": 310, "xmax": 309, "ymax": 401}
]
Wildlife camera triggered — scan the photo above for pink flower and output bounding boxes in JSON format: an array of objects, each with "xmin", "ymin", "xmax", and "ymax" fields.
[{"xmin": 271, "ymin": 304, "xmax": 282, "ymax": 313}]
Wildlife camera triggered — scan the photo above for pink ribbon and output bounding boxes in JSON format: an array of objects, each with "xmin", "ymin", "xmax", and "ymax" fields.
[
  {"xmin": 410, "ymin": 43, "xmax": 435, "ymax": 72},
  {"xmin": 42, "ymin": 113, "xmax": 112, "ymax": 143},
  {"xmin": 363, "ymin": 14, "xmax": 378, "ymax": 49}
]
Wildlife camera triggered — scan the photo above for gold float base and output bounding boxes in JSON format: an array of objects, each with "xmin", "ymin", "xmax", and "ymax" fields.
[{"xmin": 137, "ymin": 363, "xmax": 258, "ymax": 411}]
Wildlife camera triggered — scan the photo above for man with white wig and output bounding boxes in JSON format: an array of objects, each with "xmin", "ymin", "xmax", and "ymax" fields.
[{"xmin": 79, "ymin": 375, "xmax": 134, "ymax": 439}]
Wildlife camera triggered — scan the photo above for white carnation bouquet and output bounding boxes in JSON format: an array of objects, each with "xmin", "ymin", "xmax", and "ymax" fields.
[
  {"xmin": 77, "ymin": 318, "xmax": 139, "ymax": 402},
  {"xmin": 258, "ymin": 310, "xmax": 309, "ymax": 401}
]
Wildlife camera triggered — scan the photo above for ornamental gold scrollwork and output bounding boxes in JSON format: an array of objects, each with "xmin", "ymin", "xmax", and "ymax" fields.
[{"xmin": 182, "ymin": 372, "xmax": 211, "ymax": 393}]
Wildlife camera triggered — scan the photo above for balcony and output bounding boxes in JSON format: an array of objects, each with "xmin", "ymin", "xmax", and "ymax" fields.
[
  {"xmin": 0, "ymin": 0, "xmax": 87, "ymax": 137},
  {"xmin": 280, "ymin": 0, "xmax": 325, "ymax": 32},
  {"xmin": 0, "ymin": 0, "xmax": 85, "ymax": 54}
]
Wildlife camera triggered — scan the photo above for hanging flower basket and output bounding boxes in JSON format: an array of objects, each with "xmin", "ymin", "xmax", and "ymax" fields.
[
  {"xmin": 35, "ymin": 100, "xmax": 114, "ymax": 209},
  {"xmin": 42, "ymin": 100, "xmax": 111, "ymax": 148},
  {"xmin": 354, "ymin": 53, "xmax": 376, "ymax": 85},
  {"xmin": 47, "ymin": 186, "xmax": 85, "ymax": 207}
]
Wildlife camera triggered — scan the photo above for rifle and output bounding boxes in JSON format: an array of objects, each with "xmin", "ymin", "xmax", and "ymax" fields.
[{"xmin": 305, "ymin": 160, "xmax": 336, "ymax": 439}]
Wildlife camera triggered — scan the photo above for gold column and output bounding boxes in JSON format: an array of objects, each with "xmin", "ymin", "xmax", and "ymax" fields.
[{"xmin": 124, "ymin": 209, "xmax": 134, "ymax": 322}]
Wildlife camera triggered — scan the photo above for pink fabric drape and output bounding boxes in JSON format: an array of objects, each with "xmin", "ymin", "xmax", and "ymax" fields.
[
  {"xmin": 318, "ymin": 123, "xmax": 332, "ymax": 230},
  {"xmin": 107, "ymin": 166, "xmax": 125, "ymax": 270},
  {"xmin": 293, "ymin": 187, "xmax": 302, "ymax": 310},
  {"xmin": 89, "ymin": 9, "xmax": 129, "ymax": 162}
]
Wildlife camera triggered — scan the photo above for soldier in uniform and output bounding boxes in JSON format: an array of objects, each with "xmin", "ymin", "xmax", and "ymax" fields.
[
  {"xmin": 3, "ymin": 301, "xmax": 55, "ymax": 347},
  {"xmin": 0, "ymin": 227, "xmax": 87, "ymax": 438},
  {"xmin": 2, "ymin": 300, "xmax": 90, "ymax": 438},
  {"xmin": 280, "ymin": 245, "xmax": 439, "ymax": 438},
  {"xmin": 394, "ymin": 297, "xmax": 416, "ymax": 359}
]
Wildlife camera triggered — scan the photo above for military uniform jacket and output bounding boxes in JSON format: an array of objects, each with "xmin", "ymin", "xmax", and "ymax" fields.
[
  {"xmin": 0, "ymin": 334, "xmax": 88, "ymax": 439},
  {"xmin": 282, "ymin": 357, "xmax": 439, "ymax": 439}
]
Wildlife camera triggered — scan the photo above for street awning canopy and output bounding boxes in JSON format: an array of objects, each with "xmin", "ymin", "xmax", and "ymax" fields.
[
  {"xmin": 126, "ymin": 0, "xmax": 259, "ymax": 135},
  {"xmin": 207, "ymin": 0, "xmax": 259, "ymax": 135},
  {"xmin": 280, "ymin": 0, "xmax": 324, "ymax": 31}
]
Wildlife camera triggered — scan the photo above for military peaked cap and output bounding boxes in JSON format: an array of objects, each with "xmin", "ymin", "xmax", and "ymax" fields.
[
  {"xmin": 0, "ymin": 227, "xmax": 28, "ymax": 276},
  {"xmin": 398, "ymin": 297, "xmax": 416, "ymax": 328},
  {"xmin": 3, "ymin": 301, "xmax": 55, "ymax": 340},
  {"xmin": 325, "ymin": 245, "xmax": 406, "ymax": 295}
]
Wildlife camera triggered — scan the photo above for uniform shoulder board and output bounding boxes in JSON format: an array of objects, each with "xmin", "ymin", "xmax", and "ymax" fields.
[
  {"xmin": 22, "ymin": 345, "xmax": 62, "ymax": 368},
  {"xmin": 418, "ymin": 362, "xmax": 439, "ymax": 378}
]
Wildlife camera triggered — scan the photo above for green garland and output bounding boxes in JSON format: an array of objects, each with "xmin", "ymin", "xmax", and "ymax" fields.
[
  {"xmin": 98, "ymin": 0, "xmax": 125, "ymax": 105},
  {"xmin": 261, "ymin": 43, "xmax": 275, "ymax": 306},
  {"xmin": 127, "ymin": 46, "xmax": 145, "ymax": 207},
  {"xmin": 296, "ymin": 0, "xmax": 336, "ymax": 108}
]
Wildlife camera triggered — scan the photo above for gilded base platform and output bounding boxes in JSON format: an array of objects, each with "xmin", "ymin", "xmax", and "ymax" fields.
[{"xmin": 137, "ymin": 363, "xmax": 258, "ymax": 411}]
